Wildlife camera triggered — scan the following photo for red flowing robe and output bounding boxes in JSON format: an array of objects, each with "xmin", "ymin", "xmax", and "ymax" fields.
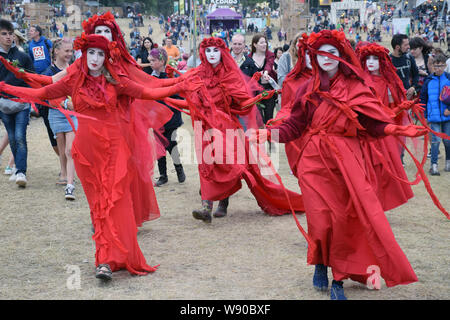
[
  {"xmin": 9, "ymin": 74, "xmax": 179, "ymax": 274},
  {"xmin": 273, "ymin": 73, "xmax": 418, "ymax": 286},
  {"xmin": 188, "ymin": 64, "xmax": 304, "ymax": 215}
]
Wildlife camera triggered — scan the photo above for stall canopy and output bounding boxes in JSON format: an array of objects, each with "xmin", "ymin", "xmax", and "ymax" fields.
[{"xmin": 206, "ymin": 8, "xmax": 243, "ymax": 34}]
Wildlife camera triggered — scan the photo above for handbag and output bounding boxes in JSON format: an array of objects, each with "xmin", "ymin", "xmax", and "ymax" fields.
[
  {"xmin": 0, "ymin": 98, "xmax": 29, "ymax": 115},
  {"xmin": 439, "ymin": 85, "xmax": 450, "ymax": 105}
]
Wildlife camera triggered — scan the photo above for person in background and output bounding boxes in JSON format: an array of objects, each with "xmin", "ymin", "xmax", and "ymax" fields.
[
  {"xmin": 409, "ymin": 36, "xmax": 433, "ymax": 92},
  {"xmin": 230, "ymin": 33, "xmax": 257, "ymax": 77},
  {"xmin": 273, "ymin": 47, "xmax": 283, "ymax": 72},
  {"xmin": 248, "ymin": 34, "xmax": 277, "ymax": 125},
  {"xmin": 28, "ymin": 24, "xmax": 58, "ymax": 152},
  {"xmin": 42, "ymin": 38, "xmax": 78, "ymax": 199},
  {"xmin": 136, "ymin": 37, "xmax": 155, "ymax": 75},
  {"xmin": 13, "ymin": 29, "xmax": 27, "ymax": 52},
  {"xmin": 0, "ymin": 19, "xmax": 34, "ymax": 187},
  {"xmin": 177, "ymin": 52, "xmax": 189, "ymax": 72}
]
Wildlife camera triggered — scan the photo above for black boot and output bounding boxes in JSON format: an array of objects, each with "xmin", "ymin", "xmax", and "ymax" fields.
[
  {"xmin": 192, "ymin": 200, "xmax": 213, "ymax": 223},
  {"xmin": 156, "ymin": 156, "xmax": 168, "ymax": 187},
  {"xmin": 213, "ymin": 197, "xmax": 229, "ymax": 218},
  {"xmin": 174, "ymin": 164, "xmax": 186, "ymax": 183}
]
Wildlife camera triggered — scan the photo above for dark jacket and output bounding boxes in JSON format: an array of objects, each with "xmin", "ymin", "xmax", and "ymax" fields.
[{"xmin": 0, "ymin": 44, "xmax": 34, "ymax": 88}]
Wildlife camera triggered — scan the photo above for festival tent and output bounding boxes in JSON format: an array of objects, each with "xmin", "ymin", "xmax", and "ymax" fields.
[{"xmin": 206, "ymin": 8, "xmax": 243, "ymax": 34}]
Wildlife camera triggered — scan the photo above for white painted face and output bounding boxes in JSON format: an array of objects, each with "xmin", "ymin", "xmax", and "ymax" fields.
[
  {"xmin": 305, "ymin": 51, "xmax": 312, "ymax": 69},
  {"xmin": 86, "ymin": 48, "xmax": 105, "ymax": 74},
  {"xmin": 94, "ymin": 25, "xmax": 113, "ymax": 42},
  {"xmin": 366, "ymin": 55, "xmax": 380, "ymax": 73},
  {"xmin": 316, "ymin": 44, "xmax": 340, "ymax": 73},
  {"xmin": 205, "ymin": 46, "xmax": 221, "ymax": 66}
]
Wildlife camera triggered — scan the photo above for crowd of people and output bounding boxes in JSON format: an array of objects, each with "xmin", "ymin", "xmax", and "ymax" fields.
[{"xmin": 0, "ymin": 7, "xmax": 449, "ymax": 300}]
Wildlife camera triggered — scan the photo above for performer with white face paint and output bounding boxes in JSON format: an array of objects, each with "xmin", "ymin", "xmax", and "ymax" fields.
[
  {"xmin": 0, "ymin": 34, "xmax": 203, "ymax": 282},
  {"xmin": 366, "ymin": 55, "xmax": 380, "ymax": 74},
  {"xmin": 94, "ymin": 25, "xmax": 113, "ymax": 41},
  {"xmin": 0, "ymin": 12, "xmax": 200, "ymax": 228},
  {"xmin": 176, "ymin": 37, "xmax": 304, "ymax": 223},
  {"xmin": 262, "ymin": 30, "xmax": 428, "ymax": 300}
]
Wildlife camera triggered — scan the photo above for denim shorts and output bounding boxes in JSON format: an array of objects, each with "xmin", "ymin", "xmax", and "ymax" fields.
[{"xmin": 48, "ymin": 108, "xmax": 78, "ymax": 136}]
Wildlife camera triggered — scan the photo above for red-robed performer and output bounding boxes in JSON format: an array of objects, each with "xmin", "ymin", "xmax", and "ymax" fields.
[
  {"xmin": 171, "ymin": 37, "xmax": 304, "ymax": 223},
  {"xmin": 0, "ymin": 34, "xmax": 201, "ymax": 281},
  {"xmin": 268, "ymin": 33, "xmax": 312, "ymax": 177},
  {"xmin": 0, "ymin": 12, "xmax": 194, "ymax": 228},
  {"xmin": 260, "ymin": 30, "xmax": 427, "ymax": 299},
  {"xmin": 356, "ymin": 42, "xmax": 414, "ymax": 211}
]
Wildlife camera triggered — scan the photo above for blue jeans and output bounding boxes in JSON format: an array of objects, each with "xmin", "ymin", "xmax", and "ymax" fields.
[
  {"xmin": 0, "ymin": 107, "xmax": 30, "ymax": 174},
  {"xmin": 430, "ymin": 121, "xmax": 450, "ymax": 164}
]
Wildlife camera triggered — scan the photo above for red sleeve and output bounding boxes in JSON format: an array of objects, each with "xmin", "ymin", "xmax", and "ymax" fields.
[{"xmin": 2, "ymin": 79, "xmax": 70, "ymax": 101}]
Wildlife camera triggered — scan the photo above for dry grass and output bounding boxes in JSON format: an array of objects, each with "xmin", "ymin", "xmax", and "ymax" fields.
[{"xmin": 0, "ymin": 112, "xmax": 449, "ymax": 300}]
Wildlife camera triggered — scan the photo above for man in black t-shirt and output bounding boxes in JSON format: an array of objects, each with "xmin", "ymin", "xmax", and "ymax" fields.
[{"xmin": 390, "ymin": 34, "xmax": 420, "ymax": 100}]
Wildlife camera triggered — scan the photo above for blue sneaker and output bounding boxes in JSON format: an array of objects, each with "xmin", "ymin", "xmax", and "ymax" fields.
[
  {"xmin": 313, "ymin": 264, "xmax": 328, "ymax": 291},
  {"xmin": 330, "ymin": 280, "xmax": 347, "ymax": 300}
]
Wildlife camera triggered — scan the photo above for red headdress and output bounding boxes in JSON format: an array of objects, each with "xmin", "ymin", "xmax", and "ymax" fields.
[
  {"xmin": 82, "ymin": 11, "xmax": 137, "ymax": 67},
  {"xmin": 356, "ymin": 42, "xmax": 406, "ymax": 103},
  {"xmin": 307, "ymin": 30, "xmax": 365, "ymax": 82}
]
